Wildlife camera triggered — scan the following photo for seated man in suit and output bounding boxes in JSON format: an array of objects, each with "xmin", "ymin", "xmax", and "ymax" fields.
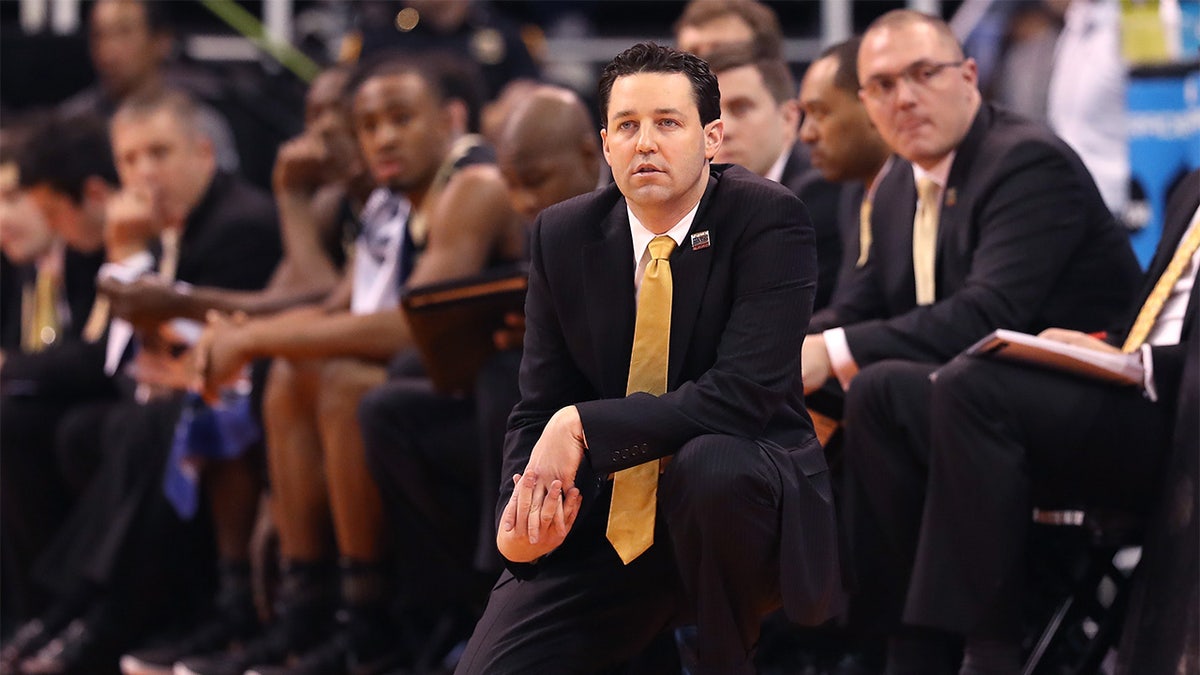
[
  {"xmin": 6, "ymin": 89, "xmax": 281, "ymax": 675},
  {"xmin": 905, "ymin": 171, "xmax": 1200, "ymax": 674},
  {"xmin": 0, "ymin": 114, "xmax": 117, "ymax": 626},
  {"xmin": 797, "ymin": 37, "xmax": 894, "ymax": 301},
  {"xmin": 185, "ymin": 54, "xmax": 522, "ymax": 675},
  {"xmin": 707, "ymin": 43, "xmax": 844, "ymax": 311},
  {"xmin": 796, "ymin": 11, "xmax": 1143, "ymax": 673},
  {"xmin": 111, "ymin": 65, "xmax": 372, "ymax": 675},
  {"xmin": 455, "ymin": 43, "xmax": 840, "ymax": 675},
  {"xmin": 797, "ymin": 36, "xmax": 897, "ymax": 440}
]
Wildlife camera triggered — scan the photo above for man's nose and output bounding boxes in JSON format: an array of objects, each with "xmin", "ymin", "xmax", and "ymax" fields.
[
  {"xmin": 374, "ymin": 122, "xmax": 400, "ymax": 147},
  {"xmin": 799, "ymin": 115, "xmax": 818, "ymax": 144},
  {"xmin": 635, "ymin": 126, "xmax": 657, "ymax": 154},
  {"xmin": 893, "ymin": 76, "xmax": 920, "ymax": 107}
]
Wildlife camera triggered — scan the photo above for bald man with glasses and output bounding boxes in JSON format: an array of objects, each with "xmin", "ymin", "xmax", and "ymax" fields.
[{"xmin": 800, "ymin": 10, "xmax": 1141, "ymax": 674}]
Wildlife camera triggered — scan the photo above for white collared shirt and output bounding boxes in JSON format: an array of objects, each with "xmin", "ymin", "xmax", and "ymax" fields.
[
  {"xmin": 628, "ymin": 200, "xmax": 699, "ymax": 298},
  {"xmin": 764, "ymin": 144, "xmax": 792, "ymax": 184}
]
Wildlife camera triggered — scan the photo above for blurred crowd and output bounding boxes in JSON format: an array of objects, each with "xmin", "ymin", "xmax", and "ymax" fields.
[{"xmin": 0, "ymin": 1, "xmax": 1195, "ymax": 675}]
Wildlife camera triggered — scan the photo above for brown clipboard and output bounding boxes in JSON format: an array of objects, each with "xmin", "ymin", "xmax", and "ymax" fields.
[{"xmin": 401, "ymin": 265, "xmax": 528, "ymax": 395}]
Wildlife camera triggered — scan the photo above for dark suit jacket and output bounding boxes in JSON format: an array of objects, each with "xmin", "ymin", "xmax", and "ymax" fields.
[
  {"xmin": 172, "ymin": 172, "xmax": 281, "ymax": 290},
  {"xmin": 1, "ymin": 248, "xmax": 108, "ymax": 399},
  {"xmin": 779, "ymin": 143, "xmax": 844, "ymax": 312},
  {"xmin": 499, "ymin": 164, "xmax": 840, "ymax": 624},
  {"xmin": 810, "ymin": 103, "xmax": 1141, "ymax": 365},
  {"xmin": 1109, "ymin": 168, "xmax": 1200, "ymax": 409},
  {"xmin": 0, "ymin": 247, "xmax": 103, "ymax": 350}
]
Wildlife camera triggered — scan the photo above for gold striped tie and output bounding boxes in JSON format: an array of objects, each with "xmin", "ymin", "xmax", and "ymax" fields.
[
  {"xmin": 607, "ymin": 235, "xmax": 676, "ymax": 564},
  {"xmin": 1122, "ymin": 219, "xmax": 1200, "ymax": 352},
  {"xmin": 22, "ymin": 269, "xmax": 60, "ymax": 352},
  {"xmin": 913, "ymin": 177, "xmax": 940, "ymax": 306},
  {"xmin": 856, "ymin": 199, "xmax": 873, "ymax": 268}
]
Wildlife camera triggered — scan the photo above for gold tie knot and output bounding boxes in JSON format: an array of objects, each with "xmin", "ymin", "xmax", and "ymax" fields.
[
  {"xmin": 917, "ymin": 177, "xmax": 938, "ymax": 204},
  {"xmin": 648, "ymin": 236, "xmax": 676, "ymax": 261}
]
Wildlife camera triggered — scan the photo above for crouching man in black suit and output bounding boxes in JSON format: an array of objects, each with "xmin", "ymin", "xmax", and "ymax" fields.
[{"xmin": 455, "ymin": 43, "xmax": 840, "ymax": 675}]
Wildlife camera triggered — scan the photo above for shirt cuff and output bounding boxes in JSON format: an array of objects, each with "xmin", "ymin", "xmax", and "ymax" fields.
[
  {"xmin": 823, "ymin": 328, "xmax": 859, "ymax": 390},
  {"xmin": 98, "ymin": 251, "xmax": 155, "ymax": 282},
  {"xmin": 1139, "ymin": 343, "xmax": 1157, "ymax": 402}
]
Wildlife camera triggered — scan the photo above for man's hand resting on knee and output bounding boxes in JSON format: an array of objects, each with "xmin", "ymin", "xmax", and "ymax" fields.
[{"xmin": 497, "ymin": 406, "xmax": 587, "ymax": 562}]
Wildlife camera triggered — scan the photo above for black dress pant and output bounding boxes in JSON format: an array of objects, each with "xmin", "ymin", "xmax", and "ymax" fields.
[
  {"xmin": 843, "ymin": 357, "xmax": 1170, "ymax": 641},
  {"xmin": 358, "ymin": 350, "xmax": 521, "ymax": 612},
  {"xmin": 32, "ymin": 394, "xmax": 215, "ymax": 638},
  {"xmin": 907, "ymin": 357, "xmax": 1168, "ymax": 639},
  {"xmin": 840, "ymin": 360, "xmax": 937, "ymax": 635},
  {"xmin": 455, "ymin": 434, "xmax": 787, "ymax": 675}
]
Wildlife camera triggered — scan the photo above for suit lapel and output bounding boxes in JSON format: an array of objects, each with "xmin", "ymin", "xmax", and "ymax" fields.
[
  {"xmin": 583, "ymin": 200, "xmax": 636, "ymax": 397},
  {"xmin": 935, "ymin": 105, "xmax": 992, "ymax": 292},
  {"xmin": 668, "ymin": 173, "xmax": 719, "ymax": 387}
]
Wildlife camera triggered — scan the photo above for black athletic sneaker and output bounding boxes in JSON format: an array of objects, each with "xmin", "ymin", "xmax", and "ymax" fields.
[
  {"xmin": 173, "ymin": 612, "xmax": 330, "ymax": 675},
  {"xmin": 120, "ymin": 601, "xmax": 259, "ymax": 675}
]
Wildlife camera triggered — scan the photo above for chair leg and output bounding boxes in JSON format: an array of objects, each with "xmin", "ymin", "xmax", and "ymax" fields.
[{"xmin": 1023, "ymin": 595, "xmax": 1074, "ymax": 675}]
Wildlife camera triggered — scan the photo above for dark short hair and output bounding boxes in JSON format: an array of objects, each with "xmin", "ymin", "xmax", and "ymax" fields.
[
  {"xmin": 598, "ymin": 42, "xmax": 720, "ymax": 128},
  {"xmin": 674, "ymin": 0, "xmax": 783, "ymax": 59},
  {"xmin": 347, "ymin": 50, "xmax": 487, "ymax": 133},
  {"xmin": 90, "ymin": 0, "xmax": 172, "ymax": 36},
  {"xmin": 817, "ymin": 37, "xmax": 863, "ymax": 93},
  {"xmin": 18, "ymin": 112, "xmax": 118, "ymax": 202},
  {"xmin": 705, "ymin": 42, "xmax": 795, "ymax": 104}
]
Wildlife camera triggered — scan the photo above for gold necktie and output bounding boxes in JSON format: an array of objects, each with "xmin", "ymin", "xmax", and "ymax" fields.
[
  {"xmin": 913, "ymin": 177, "xmax": 940, "ymax": 306},
  {"xmin": 83, "ymin": 229, "xmax": 182, "ymax": 343},
  {"xmin": 1122, "ymin": 218, "xmax": 1200, "ymax": 352},
  {"xmin": 22, "ymin": 268, "xmax": 60, "ymax": 352},
  {"xmin": 856, "ymin": 199, "xmax": 873, "ymax": 268},
  {"xmin": 159, "ymin": 228, "xmax": 181, "ymax": 282},
  {"xmin": 607, "ymin": 235, "xmax": 676, "ymax": 564}
]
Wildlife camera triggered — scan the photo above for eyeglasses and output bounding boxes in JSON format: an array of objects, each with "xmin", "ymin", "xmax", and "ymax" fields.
[{"xmin": 860, "ymin": 60, "xmax": 965, "ymax": 102}]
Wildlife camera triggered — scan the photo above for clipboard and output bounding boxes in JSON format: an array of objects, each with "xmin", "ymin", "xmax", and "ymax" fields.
[
  {"xmin": 941, "ymin": 329, "xmax": 1143, "ymax": 386},
  {"xmin": 401, "ymin": 265, "xmax": 528, "ymax": 395}
]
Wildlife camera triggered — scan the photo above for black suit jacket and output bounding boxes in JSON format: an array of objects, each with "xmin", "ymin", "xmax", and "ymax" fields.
[
  {"xmin": 810, "ymin": 103, "xmax": 1141, "ymax": 365},
  {"xmin": 779, "ymin": 143, "xmax": 844, "ymax": 312},
  {"xmin": 1, "ymin": 248, "xmax": 109, "ymax": 398},
  {"xmin": 499, "ymin": 164, "xmax": 840, "ymax": 624},
  {"xmin": 171, "ymin": 172, "xmax": 281, "ymax": 290}
]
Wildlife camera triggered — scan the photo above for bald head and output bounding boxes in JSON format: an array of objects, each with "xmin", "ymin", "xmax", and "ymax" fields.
[
  {"xmin": 498, "ymin": 86, "xmax": 600, "ymax": 220},
  {"xmin": 863, "ymin": 9, "xmax": 964, "ymax": 60}
]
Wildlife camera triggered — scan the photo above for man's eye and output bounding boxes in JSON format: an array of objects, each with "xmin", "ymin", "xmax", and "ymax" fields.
[
  {"xmin": 659, "ymin": 119, "xmax": 679, "ymax": 128},
  {"xmin": 914, "ymin": 65, "xmax": 938, "ymax": 83},
  {"xmin": 618, "ymin": 121, "xmax": 635, "ymax": 131}
]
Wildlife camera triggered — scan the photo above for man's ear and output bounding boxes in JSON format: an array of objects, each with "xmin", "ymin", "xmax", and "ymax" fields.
[
  {"xmin": 81, "ymin": 175, "xmax": 113, "ymax": 209},
  {"xmin": 780, "ymin": 99, "xmax": 801, "ymax": 132},
  {"xmin": 703, "ymin": 119, "xmax": 724, "ymax": 160},
  {"xmin": 599, "ymin": 128, "xmax": 613, "ymax": 167}
]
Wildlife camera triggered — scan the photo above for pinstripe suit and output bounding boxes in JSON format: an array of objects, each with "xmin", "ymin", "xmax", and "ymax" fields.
[{"xmin": 457, "ymin": 164, "xmax": 841, "ymax": 674}]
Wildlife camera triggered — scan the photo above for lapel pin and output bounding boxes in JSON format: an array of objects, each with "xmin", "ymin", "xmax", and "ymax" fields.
[
  {"xmin": 945, "ymin": 188, "xmax": 957, "ymax": 207},
  {"xmin": 690, "ymin": 231, "xmax": 711, "ymax": 250}
]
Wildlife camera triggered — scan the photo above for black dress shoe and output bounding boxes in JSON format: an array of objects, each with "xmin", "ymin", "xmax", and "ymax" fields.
[{"xmin": 20, "ymin": 619, "xmax": 119, "ymax": 675}]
